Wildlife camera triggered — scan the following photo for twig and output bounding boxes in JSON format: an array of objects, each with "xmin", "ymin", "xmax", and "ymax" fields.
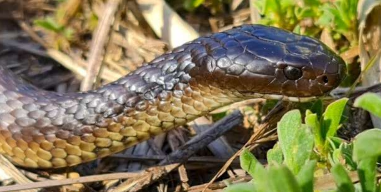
[
  {"xmin": 348, "ymin": 83, "xmax": 381, "ymax": 100},
  {"xmin": 110, "ymin": 163, "xmax": 180, "ymax": 192},
  {"xmin": 188, "ymin": 175, "xmax": 252, "ymax": 192},
  {"xmin": 136, "ymin": 0, "xmax": 199, "ymax": 47},
  {"xmin": 166, "ymin": 129, "xmax": 190, "ymax": 191},
  {"xmin": 112, "ymin": 111, "xmax": 243, "ymax": 192},
  {"xmin": 47, "ymin": 49, "xmax": 87, "ymax": 77},
  {"xmin": 0, "ymin": 171, "xmax": 142, "ymax": 192},
  {"xmin": 18, "ymin": 20, "xmax": 50, "ymax": 49},
  {"xmin": 202, "ymin": 102, "xmax": 287, "ymax": 191},
  {"xmin": 0, "ymin": 41, "xmax": 120, "ymax": 82},
  {"xmin": 80, "ymin": 0, "xmax": 121, "ymax": 91},
  {"xmin": 0, "ymin": 40, "xmax": 48, "ymax": 57},
  {"xmin": 249, "ymin": 0, "xmax": 261, "ymax": 24},
  {"xmin": 0, "ymin": 155, "xmax": 38, "ymax": 192},
  {"xmin": 18, "ymin": 18, "xmax": 123, "ymax": 82},
  {"xmin": 159, "ymin": 110, "xmax": 243, "ymax": 165},
  {"xmin": 110, "ymin": 154, "xmax": 240, "ymax": 164},
  {"xmin": 178, "ymin": 165, "xmax": 190, "ymax": 190},
  {"xmin": 63, "ymin": 51, "xmax": 122, "ymax": 82},
  {"xmin": 192, "ymin": 117, "xmax": 235, "ymax": 158},
  {"xmin": 330, "ymin": 83, "xmax": 381, "ymax": 101}
]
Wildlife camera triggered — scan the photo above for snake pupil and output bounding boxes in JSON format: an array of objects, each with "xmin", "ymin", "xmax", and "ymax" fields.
[{"xmin": 284, "ymin": 66, "xmax": 303, "ymax": 80}]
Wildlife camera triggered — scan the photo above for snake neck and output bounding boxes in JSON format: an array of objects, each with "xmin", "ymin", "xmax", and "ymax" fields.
[{"xmin": 0, "ymin": 41, "xmax": 247, "ymax": 168}]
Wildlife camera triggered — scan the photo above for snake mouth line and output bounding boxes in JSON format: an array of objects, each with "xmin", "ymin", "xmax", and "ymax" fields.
[
  {"xmin": 238, "ymin": 91, "xmax": 318, "ymax": 102},
  {"xmin": 263, "ymin": 94, "xmax": 317, "ymax": 102},
  {"xmin": 240, "ymin": 92, "xmax": 317, "ymax": 102}
]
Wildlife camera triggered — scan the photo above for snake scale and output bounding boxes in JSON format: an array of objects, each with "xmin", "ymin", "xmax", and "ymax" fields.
[{"xmin": 0, "ymin": 25, "xmax": 346, "ymax": 168}]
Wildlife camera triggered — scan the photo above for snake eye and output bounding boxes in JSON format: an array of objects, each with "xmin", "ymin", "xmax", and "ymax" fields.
[{"xmin": 284, "ymin": 66, "xmax": 303, "ymax": 80}]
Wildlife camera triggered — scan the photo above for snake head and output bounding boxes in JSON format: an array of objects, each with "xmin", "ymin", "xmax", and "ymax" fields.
[{"xmin": 191, "ymin": 24, "xmax": 346, "ymax": 100}]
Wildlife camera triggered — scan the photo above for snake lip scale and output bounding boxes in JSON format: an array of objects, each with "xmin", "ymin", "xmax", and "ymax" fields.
[{"xmin": 0, "ymin": 24, "xmax": 346, "ymax": 168}]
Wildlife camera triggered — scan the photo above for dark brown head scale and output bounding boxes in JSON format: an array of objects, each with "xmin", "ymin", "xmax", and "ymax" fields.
[
  {"xmin": 274, "ymin": 33, "xmax": 346, "ymax": 97},
  {"xmin": 190, "ymin": 24, "xmax": 346, "ymax": 98}
]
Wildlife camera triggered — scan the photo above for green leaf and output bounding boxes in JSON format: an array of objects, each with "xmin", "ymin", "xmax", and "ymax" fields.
[
  {"xmin": 329, "ymin": 147, "xmax": 344, "ymax": 166},
  {"xmin": 322, "ymin": 98, "xmax": 348, "ymax": 140},
  {"xmin": 278, "ymin": 110, "xmax": 302, "ymax": 153},
  {"xmin": 293, "ymin": 124, "xmax": 314, "ymax": 169},
  {"xmin": 268, "ymin": 165, "xmax": 302, "ymax": 192},
  {"xmin": 295, "ymin": 7, "xmax": 315, "ymax": 19},
  {"xmin": 267, "ymin": 143, "xmax": 283, "ymax": 165},
  {"xmin": 224, "ymin": 182, "xmax": 256, "ymax": 192},
  {"xmin": 336, "ymin": 0, "xmax": 351, "ymax": 29},
  {"xmin": 240, "ymin": 149, "xmax": 266, "ymax": 178},
  {"xmin": 240, "ymin": 149, "xmax": 267, "ymax": 191},
  {"xmin": 293, "ymin": 24, "xmax": 301, "ymax": 34},
  {"xmin": 278, "ymin": 110, "xmax": 314, "ymax": 174},
  {"xmin": 310, "ymin": 100, "xmax": 324, "ymax": 117},
  {"xmin": 317, "ymin": 0, "xmax": 358, "ymax": 42},
  {"xmin": 340, "ymin": 142, "xmax": 357, "ymax": 170},
  {"xmin": 63, "ymin": 28, "xmax": 74, "ymax": 40},
  {"xmin": 305, "ymin": 111, "xmax": 324, "ymax": 149},
  {"xmin": 328, "ymin": 136, "xmax": 345, "ymax": 149},
  {"xmin": 296, "ymin": 160, "xmax": 316, "ymax": 192},
  {"xmin": 354, "ymin": 93, "xmax": 381, "ymax": 119},
  {"xmin": 332, "ymin": 163, "xmax": 355, "ymax": 192},
  {"xmin": 183, "ymin": 0, "xmax": 205, "ymax": 11},
  {"xmin": 353, "ymin": 129, "xmax": 381, "ymax": 162},
  {"xmin": 304, "ymin": 0, "xmax": 321, "ymax": 6},
  {"xmin": 88, "ymin": 13, "xmax": 99, "ymax": 30},
  {"xmin": 317, "ymin": 4, "xmax": 335, "ymax": 26},
  {"xmin": 357, "ymin": 157, "xmax": 377, "ymax": 192},
  {"xmin": 253, "ymin": 0, "xmax": 266, "ymax": 15},
  {"xmin": 34, "ymin": 17, "xmax": 63, "ymax": 32}
]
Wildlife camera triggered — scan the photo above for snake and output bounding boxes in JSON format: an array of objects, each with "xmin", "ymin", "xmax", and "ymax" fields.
[{"xmin": 0, "ymin": 24, "xmax": 346, "ymax": 168}]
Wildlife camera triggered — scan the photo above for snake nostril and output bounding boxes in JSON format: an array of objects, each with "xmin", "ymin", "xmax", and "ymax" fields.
[{"xmin": 322, "ymin": 75, "xmax": 329, "ymax": 84}]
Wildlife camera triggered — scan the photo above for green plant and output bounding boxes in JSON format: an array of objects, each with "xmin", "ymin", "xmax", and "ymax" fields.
[
  {"xmin": 253, "ymin": 0, "xmax": 321, "ymax": 34},
  {"xmin": 253, "ymin": 0, "xmax": 358, "ymax": 48},
  {"xmin": 270, "ymin": 98, "xmax": 349, "ymax": 169},
  {"xmin": 225, "ymin": 115, "xmax": 381, "ymax": 191},
  {"xmin": 317, "ymin": 0, "xmax": 359, "ymax": 46},
  {"xmin": 354, "ymin": 93, "xmax": 381, "ymax": 119},
  {"xmin": 305, "ymin": 98, "xmax": 348, "ymax": 158},
  {"xmin": 34, "ymin": 17, "xmax": 74, "ymax": 40},
  {"xmin": 183, "ymin": 0, "xmax": 205, "ymax": 11},
  {"xmin": 33, "ymin": 0, "xmax": 83, "ymax": 50},
  {"xmin": 224, "ymin": 93, "xmax": 381, "ymax": 192},
  {"xmin": 182, "ymin": 0, "xmax": 231, "ymax": 14},
  {"xmin": 274, "ymin": 109, "xmax": 314, "ymax": 174}
]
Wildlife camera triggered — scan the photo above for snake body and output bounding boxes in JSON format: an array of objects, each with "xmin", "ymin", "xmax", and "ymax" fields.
[{"xmin": 0, "ymin": 25, "xmax": 345, "ymax": 168}]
